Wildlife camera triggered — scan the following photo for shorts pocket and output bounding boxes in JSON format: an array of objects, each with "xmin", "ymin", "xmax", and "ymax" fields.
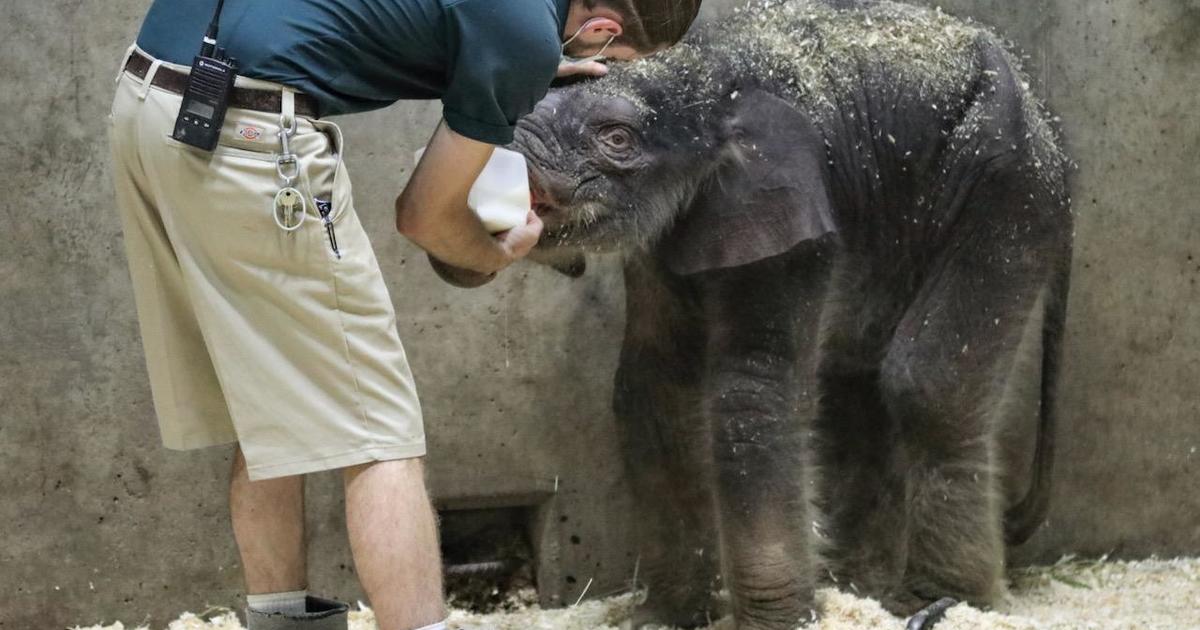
[
  {"xmin": 161, "ymin": 133, "xmax": 279, "ymax": 163},
  {"xmin": 307, "ymin": 120, "xmax": 351, "ymax": 224}
]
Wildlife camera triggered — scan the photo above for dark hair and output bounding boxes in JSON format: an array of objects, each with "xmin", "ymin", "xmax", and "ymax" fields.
[{"xmin": 588, "ymin": 0, "xmax": 703, "ymax": 51}]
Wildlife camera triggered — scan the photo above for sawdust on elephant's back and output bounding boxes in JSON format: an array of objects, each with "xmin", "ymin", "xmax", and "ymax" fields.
[
  {"xmin": 584, "ymin": 0, "xmax": 1069, "ymax": 188},
  {"xmin": 586, "ymin": 0, "xmax": 984, "ymax": 114}
]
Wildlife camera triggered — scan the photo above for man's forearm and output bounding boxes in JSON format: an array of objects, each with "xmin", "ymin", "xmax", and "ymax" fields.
[
  {"xmin": 395, "ymin": 198, "xmax": 510, "ymax": 274},
  {"xmin": 395, "ymin": 121, "xmax": 542, "ymax": 278},
  {"xmin": 394, "ymin": 121, "xmax": 514, "ymax": 274}
]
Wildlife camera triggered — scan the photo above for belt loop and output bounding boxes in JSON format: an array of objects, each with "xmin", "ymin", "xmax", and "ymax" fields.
[
  {"xmin": 114, "ymin": 43, "xmax": 136, "ymax": 83},
  {"xmin": 139, "ymin": 59, "xmax": 163, "ymax": 100},
  {"xmin": 281, "ymin": 88, "xmax": 296, "ymax": 127}
]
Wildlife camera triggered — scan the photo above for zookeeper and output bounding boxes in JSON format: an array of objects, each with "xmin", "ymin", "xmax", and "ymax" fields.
[{"xmin": 107, "ymin": 0, "xmax": 701, "ymax": 629}]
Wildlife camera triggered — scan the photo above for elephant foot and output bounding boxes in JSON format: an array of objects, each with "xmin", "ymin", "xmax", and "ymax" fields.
[
  {"xmin": 720, "ymin": 613, "xmax": 818, "ymax": 630},
  {"xmin": 620, "ymin": 613, "xmax": 710, "ymax": 629},
  {"xmin": 622, "ymin": 606, "xmax": 814, "ymax": 630},
  {"xmin": 620, "ymin": 616, "xmax": 736, "ymax": 630},
  {"xmin": 620, "ymin": 599, "xmax": 715, "ymax": 629},
  {"xmin": 904, "ymin": 597, "xmax": 959, "ymax": 630}
]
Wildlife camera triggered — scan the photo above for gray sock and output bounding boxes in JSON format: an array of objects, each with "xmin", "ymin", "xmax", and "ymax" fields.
[
  {"xmin": 414, "ymin": 622, "xmax": 447, "ymax": 630},
  {"xmin": 247, "ymin": 590, "xmax": 309, "ymax": 615}
]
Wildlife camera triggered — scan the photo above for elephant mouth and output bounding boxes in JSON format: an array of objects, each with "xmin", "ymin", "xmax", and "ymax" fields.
[
  {"xmin": 525, "ymin": 166, "xmax": 617, "ymax": 249},
  {"xmin": 527, "ymin": 167, "xmax": 581, "ymax": 236},
  {"xmin": 526, "ymin": 169, "xmax": 559, "ymax": 219}
]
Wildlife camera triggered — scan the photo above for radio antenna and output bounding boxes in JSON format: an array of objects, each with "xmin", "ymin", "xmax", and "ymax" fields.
[{"xmin": 200, "ymin": 0, "xmax": 227, "ymax": 57}]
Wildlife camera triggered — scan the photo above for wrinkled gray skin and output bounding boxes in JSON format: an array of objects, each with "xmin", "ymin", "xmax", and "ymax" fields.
[{"xmin": 511, "ymin": 1, "xmax": 1072, "ymax": 628}]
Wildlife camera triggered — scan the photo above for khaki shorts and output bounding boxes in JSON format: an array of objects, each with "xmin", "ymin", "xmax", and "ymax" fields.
[{"xmin": 108, "ymin": 48, "xmax": 424, "ymax": 480}]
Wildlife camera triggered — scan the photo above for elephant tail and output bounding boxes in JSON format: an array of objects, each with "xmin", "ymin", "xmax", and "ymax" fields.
[{"xmin": 1004, "ymin": 255, "xmax": 1071, "ymax": 546}]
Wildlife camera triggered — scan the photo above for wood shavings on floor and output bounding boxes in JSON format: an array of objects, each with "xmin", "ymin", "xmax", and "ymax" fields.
[{"xmin": 73, "ymin": 557, "xmax": 1200, "ymax": 630}]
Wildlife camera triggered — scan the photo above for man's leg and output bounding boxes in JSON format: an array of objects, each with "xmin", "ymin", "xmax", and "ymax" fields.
[
  {"xmin": 344, "ymin": 458, "xmax": 445, "ymax": 630},
  {"xmin": 230, "ymin": 447, "xmax": 308, "ymax": 594}
]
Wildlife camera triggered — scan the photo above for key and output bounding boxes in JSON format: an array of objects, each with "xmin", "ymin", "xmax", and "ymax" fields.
[
  {"xmin": 278, "ymin": 188, "xmax": 300, "ymax": 214},
  {"xmin": 314, "ymin": 198, "xmax": 341, "ymax": 259},
  {"xmin": 275, "ymin": 187, "xmax": 304, "ymax": 230}
]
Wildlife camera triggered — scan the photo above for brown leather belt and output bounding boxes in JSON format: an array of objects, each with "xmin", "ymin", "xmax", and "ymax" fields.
[{"xmin": 123, "ymin": 52, "xmax": 320, "ymax": 119}]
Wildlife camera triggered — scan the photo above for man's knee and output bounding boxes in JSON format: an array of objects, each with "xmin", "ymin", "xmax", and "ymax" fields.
[{"xmin": 342, "ymin": 456, "xmax": 428, "ymax": 484}]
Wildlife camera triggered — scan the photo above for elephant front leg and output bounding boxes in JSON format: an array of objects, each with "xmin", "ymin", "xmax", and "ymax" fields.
[
  {"xmin": 614, "ymin": 356, "xmax": 721, "ymax": 627},
  {"xmin": 615, "ymin": 259, "xmax": 723, "ymax": 627},
  {"xmin": 707, "ymin": 332, "xmax": 818, "ymax": 629}
]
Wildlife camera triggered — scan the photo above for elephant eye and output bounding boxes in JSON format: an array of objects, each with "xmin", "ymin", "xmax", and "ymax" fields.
[{"xmin": 598, "ymin": 126, "xmax": 636, "ymax": 153}]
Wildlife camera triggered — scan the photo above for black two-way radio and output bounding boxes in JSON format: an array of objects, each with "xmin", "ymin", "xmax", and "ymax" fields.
[{"xmin": 171, "ymin": 0, "xmax": 238, "ymax": 151}]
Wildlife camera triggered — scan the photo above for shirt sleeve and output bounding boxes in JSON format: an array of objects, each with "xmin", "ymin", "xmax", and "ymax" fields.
[{"xmin": 441, "ymin": 0, "xmax": 563, "ymax": 145}]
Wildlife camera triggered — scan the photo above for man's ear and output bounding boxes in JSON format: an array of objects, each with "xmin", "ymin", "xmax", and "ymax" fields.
[
  {"xmin": 580, "ymin": 16, "xmax": 622, "ymax": 40},
  {"xmin": 660, "ymin": 90, "xmax": 837, "ymax": 275}
]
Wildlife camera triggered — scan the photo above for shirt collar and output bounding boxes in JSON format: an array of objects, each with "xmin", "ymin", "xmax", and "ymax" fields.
[{"xmin": 555, "ymin": 0, "xmax": 572, "ymax": 38}]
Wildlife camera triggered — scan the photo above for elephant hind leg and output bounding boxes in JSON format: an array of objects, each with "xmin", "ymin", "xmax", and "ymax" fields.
[
  {"xmin": 879, "ymin": 251, "xmax": 1058, "ymax": 604},
  {"xmin": 879, "ymin": 329, "xmax": 1015, "ymax": 608},
  {"xmin": 898, "ymin": 438, "xmax": 1007, "ymax": 606}
]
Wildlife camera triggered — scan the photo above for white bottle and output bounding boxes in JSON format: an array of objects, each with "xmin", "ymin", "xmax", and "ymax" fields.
[{"xmin": 413, "ymin": 146, "xmax": 531, "ymax": 234}]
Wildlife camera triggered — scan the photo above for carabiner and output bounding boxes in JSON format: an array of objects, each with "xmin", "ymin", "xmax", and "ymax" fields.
[
  {"xmin": 276, "ymin": 155, "xmax": 299, "ymax": 187},
  {"xmin": 276, "ymin": 112, "xmax": 300, "ymax": 186}
]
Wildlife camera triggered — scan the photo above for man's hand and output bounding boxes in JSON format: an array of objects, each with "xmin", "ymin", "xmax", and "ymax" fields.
[
  {"xmin": 495, "ymin": 211, "xmax": 544, "ymax": 261},
  {"xmin": 427, "ymin": 211, "xmax": 544, "ymax": 290}
]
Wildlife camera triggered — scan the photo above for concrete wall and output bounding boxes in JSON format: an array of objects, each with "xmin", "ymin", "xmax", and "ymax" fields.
[
  {"xmin": 911, "ymin": 0, "xmax": 1200, "ymax": 565},
  {"xmin": 1, "ymin": 0, "xmax": 1197, "ymax": 627}
]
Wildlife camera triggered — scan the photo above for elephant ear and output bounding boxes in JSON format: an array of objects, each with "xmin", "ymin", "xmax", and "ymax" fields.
[{"xmin": 661, "ymin": 89, "xmax": 837, "ymax": 275}]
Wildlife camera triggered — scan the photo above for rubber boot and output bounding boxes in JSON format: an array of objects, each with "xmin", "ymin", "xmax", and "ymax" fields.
[{"xmin": 245, "ymin": 595, "xmax": 349, "ymax": 630}]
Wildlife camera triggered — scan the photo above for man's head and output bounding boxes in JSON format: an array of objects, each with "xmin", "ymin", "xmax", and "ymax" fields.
[{"xmin": 563, "ymin": 0, "xmax": 703, "ymax": 61}]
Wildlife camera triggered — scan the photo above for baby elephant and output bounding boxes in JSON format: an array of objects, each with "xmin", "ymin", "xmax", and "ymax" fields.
[{"xmin": 512, "ymin": 1, "xmax": 1072, "ymax": 628}]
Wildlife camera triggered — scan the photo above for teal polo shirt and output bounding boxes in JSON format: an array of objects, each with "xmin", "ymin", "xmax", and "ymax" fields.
[{"xmin": 136, "ymin": 0, "xmax": 571, "ymax": 145}]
